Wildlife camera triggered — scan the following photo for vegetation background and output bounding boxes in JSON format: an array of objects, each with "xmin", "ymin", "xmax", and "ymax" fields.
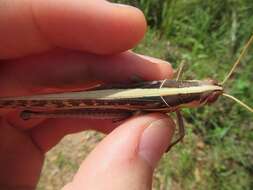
[{"xmin": 38, "ymin": 0, "xmax": 253, "ymax": 189}]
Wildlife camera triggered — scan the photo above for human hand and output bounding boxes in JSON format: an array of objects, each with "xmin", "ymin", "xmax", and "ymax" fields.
[
  {"xmin": 0, "ymin": 0, "xmax": 174, "ymax": 189},
  {"xmin": 62, "ymin": 113, "xmax": 175, "ymax": 190}
]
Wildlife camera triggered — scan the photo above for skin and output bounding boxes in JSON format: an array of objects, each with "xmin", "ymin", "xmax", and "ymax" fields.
[{"xmin": 0, "ymin": 0, "xmax": 175, "ymax": 189}]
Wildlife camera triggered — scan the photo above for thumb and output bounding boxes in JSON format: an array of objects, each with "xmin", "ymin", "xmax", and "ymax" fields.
[{"xmin": 62, "ymin": 113, "xmax": 175, "ymax": 190}]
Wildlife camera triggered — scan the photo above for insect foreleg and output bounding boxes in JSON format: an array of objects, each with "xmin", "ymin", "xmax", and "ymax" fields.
[{"xmin": 176, "ymin": 60, "xmax": 185, "ymax": 81}]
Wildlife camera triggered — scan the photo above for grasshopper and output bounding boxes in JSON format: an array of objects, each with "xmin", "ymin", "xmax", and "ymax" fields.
[{"xmin": 0, "ymin": 34, "xmax": 252, "ymax": 148}]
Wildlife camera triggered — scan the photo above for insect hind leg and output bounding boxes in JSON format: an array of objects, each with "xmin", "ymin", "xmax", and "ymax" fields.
[{"xmin": 166, "ymin": 110, "xmax": 185, "ymax": 152}]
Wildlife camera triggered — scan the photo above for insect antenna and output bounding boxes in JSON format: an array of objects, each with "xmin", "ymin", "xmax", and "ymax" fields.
[
  {"xmin": 159, "ymin": 60, "xmax": 185, "ymax": 107},
  {"xmin": 222, "ymin": 93, "xmax": 253, "ymax": 113},
  {"xmin": 159, "ymin": 79, "xmax": 170, "ymax": 107},
  {"xmin": 221, "ymin": 33, "xmax": 253, "ymax": 85},
  {"xmin": 220, "ymin": 33, "xmax": 253, "ymax": 113}
]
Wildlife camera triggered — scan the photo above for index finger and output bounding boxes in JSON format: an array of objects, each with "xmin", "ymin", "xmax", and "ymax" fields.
[{"xmin": 0, "ymin": 0, "xmax": 146, "ymax": 59}]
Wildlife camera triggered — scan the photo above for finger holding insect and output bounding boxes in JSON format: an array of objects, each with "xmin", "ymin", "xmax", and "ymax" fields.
[
  {"xmin": 28, "ymin": 113, "xmax": 173, "ymax": 153},
  {"xmin": 28, "ymin": 118, "xmax": 121, "ymax": 153},
  {"xmin": 0, "ymin": 50, "xmax": 173, "ymax": 97}
]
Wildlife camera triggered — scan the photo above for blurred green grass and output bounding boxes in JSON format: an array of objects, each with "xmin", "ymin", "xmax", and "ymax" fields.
[
  {"xmin": 39, "ymin": 1, "xmax": 253, "ymax": 189},
  {"xmin": 125, "ymin": 0, "xmax": 253, "ymax": 189}
]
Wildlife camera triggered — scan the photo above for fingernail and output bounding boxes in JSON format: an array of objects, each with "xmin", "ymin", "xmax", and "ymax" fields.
[
  {"xmin": 113, "ymin": 3, "xmax": 132, "ymax": 8},
  {"xmin": 139, "ymin": 117, "xmax": 175, "ymax": 168},
  {"xmin": 136, "ymin": 54, "xmax": 173, "ymax": 78},
  {"xmin": 137, "ymin": 54, "xmax": 171, "ymax": 65}
]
